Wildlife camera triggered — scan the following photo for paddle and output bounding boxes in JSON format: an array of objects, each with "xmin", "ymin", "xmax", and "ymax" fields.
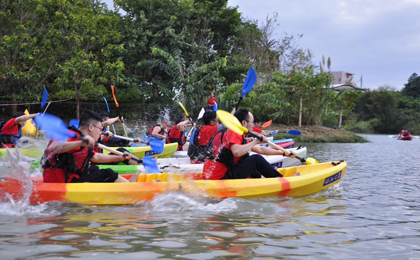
[
  {"xmin": 213, "ymin": 102, "xmax": 218, "ymax": 112},
  {"xmin": 235, "ymin": 67, "xmax": 257, "ymax": 110},
  {"xmin": 109, "ymin": 134, "xmax": 164, "ymax": 154},
  {"xmin": 281, "ymin": 130, "xmax": 302, "ymax": 136},
  {"xmin": 187, "ymin": 107, "xmax": 205, "ymax": 137},
  {"xmin": 34, "ymin": 113, "xmax": 160, "ymax": 173},
  {"xmin": 69, "ymin": 119, "xmax": 79, "ymax": 128},
  {"xmin": 178, "ymin": 102, "xmax": 195, "ymax": 132},
  {"xmin": 216, "ymin": 110, "xmax": 318, "ymax": 165},
  {"xmin": 103, "ymin": 96, "xmax": 116, "ymax": 134},
  {"xmin": 261, "ymin": 119, "xmax": 272, "ymax": 128},
  {"xmin": 111, "ymin": 85, "xmax": 128, "ymax": 137}
]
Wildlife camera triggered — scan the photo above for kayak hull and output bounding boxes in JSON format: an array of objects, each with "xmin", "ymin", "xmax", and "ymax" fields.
[
  {"xmin": 108, "ymin": 143, "xmax": 178, "ymax": 158},
  {"xmin": 398, "ymin": 136, "xmax": 412, "ymax": 141},
  {"xmin": 99, "ymin": 147, "xmax": 307, "ymax": 174},
  {"xmin": 0, "ymin": 161, "xmax": 347, "ymax": 205},
  {"xmin": 0, "ymin": 142, "xmax": 178, "ymax": 159}
]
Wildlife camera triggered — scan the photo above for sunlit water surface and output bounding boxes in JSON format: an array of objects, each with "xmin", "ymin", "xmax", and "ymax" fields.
[{"xmin": 1, "ymin": 134, "xmax": 420, "ymax": 260}]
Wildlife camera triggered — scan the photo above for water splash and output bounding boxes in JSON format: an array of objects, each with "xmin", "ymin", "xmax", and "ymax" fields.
[{"xmin": 0, "ymin": 136, "xmax": 49, "ymax": 216}]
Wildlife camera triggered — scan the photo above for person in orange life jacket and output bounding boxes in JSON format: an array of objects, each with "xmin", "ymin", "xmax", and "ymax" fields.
[
  {"xmin": 42, "ymin": 109, "xmax": 139, "ymax": 183},
  {"xmin": 166, "ymin": 119, "xmax": 194, "ymax": 151},
  {"xmin": 207, "ymin": 92, "xmax": 218, "ymax": 111},
  {"xmin": 148, "ymin": 118, "xmax": 171, "ymax": 141},
  {"xmin": 1, "ymin": 112, "xmax": 38, "ymax": 148},
  {"xmin": 202, "ymin": 108, "xmax": 296, "ymax": 180},
  {"xmin": 252, "ymin": 118, "xmax": 269, "ymax": 136}
]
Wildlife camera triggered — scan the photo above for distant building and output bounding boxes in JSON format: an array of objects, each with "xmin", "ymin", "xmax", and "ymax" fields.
[
  {"xmin": 331, "ymin": 71, "xmax": 356, "ymax": 85},
  {"xmin": 330, "ymin": 71, "xmax": 365, "ymax": 91}
]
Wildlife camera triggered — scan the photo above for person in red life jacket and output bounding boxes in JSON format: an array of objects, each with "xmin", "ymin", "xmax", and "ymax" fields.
[
  {"xmin": 166, "ymin": 119, "xmax": 193, "ymax": 151},
  {"xmin": 148, "ymin": 118, "xmax": 171, "ymax": 141},
  {"xmin": 252, "ymin": 118, "xmax": 269, "ymax": 136},
  {"xmin": 202, "ymin": 108, "xmax": 295, "ymax": 180},
  {"xmin": 188, "ymin": 111, "xmax": 219, "ymax": 163},
  {"xmin": 207, "ymin": 92, "xmax": 218, "ymax": 111},
  {"xmin": 98, "ymin": 112, "xmax": 140, "ymax": 147},
  {"xmin": 403, "ymin": 130, "xmax": 412, "ymax": 137},
  {"xmin": 42, "ymin": 109, "xmax": 139, "ymax": 183},
  {"xmin": 0, "ymin": 112, "xmax": 38, "ymax": 148}
]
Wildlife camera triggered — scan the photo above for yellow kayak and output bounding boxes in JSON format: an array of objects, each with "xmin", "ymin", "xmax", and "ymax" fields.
[
  {"xmin": 0, "ymin": 161, "xmax": 347, "ymax": 205},
  {"xmin": 108, "ymin": 142, "xmax": 178, "ymax": 158},
  {"xmin": 0, "ymin": 147, "xmax": 43, "ymax": 158}
]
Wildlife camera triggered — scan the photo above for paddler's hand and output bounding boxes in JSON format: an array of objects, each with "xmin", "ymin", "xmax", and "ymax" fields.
[
  {"xmin": 105, "ymin": 130, "xmax": 114, "ymax": 138},
  {"xmin": 118, "ymin": 116, "xmax": 124, "ymax": 123},
  {"xmin": 122, "ymin": 151, "xmax": 132, "ymax": 161},
  {"xmin": 133, "ymin": 137, "xmax": 141, "ymax": 143},
  {"xmin": 81, "ymin": 136, "xmax": 96, "ymax": 147},
  {"xmin": 260, "ymin": 135, "xmax": 269, "ymax": 144}
]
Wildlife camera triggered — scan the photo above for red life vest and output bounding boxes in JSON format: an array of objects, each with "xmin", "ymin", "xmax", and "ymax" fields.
[
  {"xmin": 148, "ymin": 124, "xmax": 164, "ymax": 136},
  {"xmin": 42, "ymin": 128, "xmax": 94, "ymax": 183},
  {"xmin": 211, "ymin": 130, "xmax": 247, "ymax": 169},
  {"xmin": 166, "ymin": 126, "xmax": 186, "ymax": 151}
]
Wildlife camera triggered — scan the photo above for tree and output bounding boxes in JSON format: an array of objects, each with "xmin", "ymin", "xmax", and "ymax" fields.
[{"xmin": 401, "ymin": 73, "xmax": 420, "ymax": 98}]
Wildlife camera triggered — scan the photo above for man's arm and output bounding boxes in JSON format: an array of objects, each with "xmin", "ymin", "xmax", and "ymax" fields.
[
  {"xmin": 15, "ymin": 113, "xmax": 38, "ymax": 125},
  {"xmin": 230, "ymin": 139, "xmax": 260, "ymax": 158},
  {"xmin": 103, "ymin": 116, "xmax": 123, "ymax": 127},
  {"xmin": 91, "ymin": 152, "xmax": 131, "ymax": 164},
  {"xmin": 151, "ymin": 126, "xmax": 165, "ymax": 139}
]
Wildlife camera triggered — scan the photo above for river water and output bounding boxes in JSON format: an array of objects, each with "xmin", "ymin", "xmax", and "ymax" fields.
[{"xmin": 1, "ymin": 134, "xmax": 420, "ymax": 260}]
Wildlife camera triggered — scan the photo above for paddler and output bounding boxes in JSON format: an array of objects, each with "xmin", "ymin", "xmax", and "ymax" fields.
[
  {"xmin": 0, "ymin": 112, "xmax": 38, "ymax": 148},
  {"xmin": 148, "ymin": 118, "xmax": 171, "ymax": 141},
  {"xmin": 41, "ymin": 109, "xmax": 139, "ymax": 183},
  {"xmin": 202, "ymin": 109, "xmax": 295, "ymax": 180}
]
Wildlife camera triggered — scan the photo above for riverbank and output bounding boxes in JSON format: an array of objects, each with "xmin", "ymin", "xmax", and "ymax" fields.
[{"xmin": 271, "ymin": 124, "xmax": 368, "ymax": 143}]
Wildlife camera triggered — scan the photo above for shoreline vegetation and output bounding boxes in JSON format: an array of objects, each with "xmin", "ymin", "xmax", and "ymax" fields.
[
  {"xmin": 271, "ymin": 124, "xmax": 369, "ymax": 143},
  {"xmin": 113, "ymin": 121, "xmax": 369, "ymax": 143}
]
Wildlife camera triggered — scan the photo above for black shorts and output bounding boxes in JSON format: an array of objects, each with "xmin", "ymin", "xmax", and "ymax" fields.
[{"xmin": 70, "ymin": 165, "xmax": 119, "ymax": 183}]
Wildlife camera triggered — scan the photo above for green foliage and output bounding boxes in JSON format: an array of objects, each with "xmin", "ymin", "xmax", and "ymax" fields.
[{"xmin": 401, "ymin": 73, "xmax": 420, "ymax": 98}]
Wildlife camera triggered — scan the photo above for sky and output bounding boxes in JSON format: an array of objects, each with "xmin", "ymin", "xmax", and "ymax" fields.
[{"xmin": 102, "ymin": 0, "xmax": 420, "ymax": 90}]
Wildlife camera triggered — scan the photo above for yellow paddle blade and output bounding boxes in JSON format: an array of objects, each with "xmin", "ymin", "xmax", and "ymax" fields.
[
  {"xmin": 178, "ymin": 102, "xmax": 189, "ymax": 117},
  {"xmin": 305, "ymin": 157, "xmax": 319, "ymax": 165},
  {"xmin": 216, "ymin": 110, "xmax": 248, "ymax": 135}
]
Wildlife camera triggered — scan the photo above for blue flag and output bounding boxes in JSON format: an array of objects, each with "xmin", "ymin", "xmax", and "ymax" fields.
[{"xmin": 41, "ymin": 86, "xmax": 48, "ymax": 109}]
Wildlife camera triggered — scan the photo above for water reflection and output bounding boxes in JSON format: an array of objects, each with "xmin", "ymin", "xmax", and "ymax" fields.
[{"xmin": 1, "ymin": 134, "xmax": 420, "ymax": 259}]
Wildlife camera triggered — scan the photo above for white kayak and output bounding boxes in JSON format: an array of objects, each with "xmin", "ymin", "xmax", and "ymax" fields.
[
  {"xmin": 175, "ymin": 136, "xmax": 275, "ymax": 158},
  {"xmin": 108, "ymin": 147, "xmax": 307, "ymax": 173}
]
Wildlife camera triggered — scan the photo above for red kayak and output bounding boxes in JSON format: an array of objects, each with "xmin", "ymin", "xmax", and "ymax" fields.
[{"xmin": 398, "ymin": 136, "xmax": 412, "ymax": 141}]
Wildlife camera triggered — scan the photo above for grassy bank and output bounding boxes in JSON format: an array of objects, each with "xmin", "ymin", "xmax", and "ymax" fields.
[{"xmin": 270, "ymin": 125, "xmax": 369, "ymax": 143}]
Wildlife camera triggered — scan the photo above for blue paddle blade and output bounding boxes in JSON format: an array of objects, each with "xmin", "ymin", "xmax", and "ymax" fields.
[
  {"xmin": 142, "ymin": 156, "xmax": 160, "ymax": 173},
  {"xmin": 41, "ymin": 85, "xmax": 48, "ymax": 109},
  {"xmin": 285, "ymin": 130, "xmax": 301, "ymax": 136},
  {"xmin": 149, "ymin": 139, "xmax": 164, "ymax": 154},
  {"xmin": 270, "ymin": 130, "xmax": 279, "ymax": 136},
  {"xmin": 34, "ymin": 113, "xmax": 75, "ymax": 142},
  {"xmin": 103, "ymin": 96, "xmax": 110, "ymax": 113},
  {"xmin": 69, "ymin": 119, "xmax": 79, "ymax": 128},
  {"xmin": 213, "ymin": 102, "xmax": 218, "ymax": 111},
  {"xmin": 241, "ymin": 67, "xmax": 257, "ymax": 97}
]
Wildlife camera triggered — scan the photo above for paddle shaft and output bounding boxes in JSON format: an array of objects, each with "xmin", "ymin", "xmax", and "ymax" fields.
[
  {"xmin": 96, "ymin": 143, "xmax": 142, "ymax": 164},
  {"xmin": 235, "ymin": 97, "xmax": 243, "ymax": 110},
  {"xmin": 247, "ymin": 130, "xmax": 306, "ymax": 163},
  {"xmin": 110, "ymin": 134, "xmax": 152, "ymax": 146}
]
